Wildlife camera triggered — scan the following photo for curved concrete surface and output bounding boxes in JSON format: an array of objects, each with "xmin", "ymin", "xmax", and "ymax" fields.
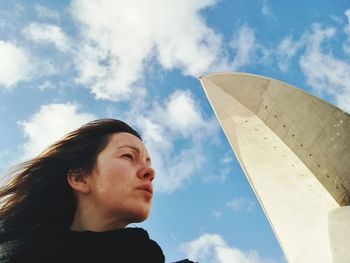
[{"xmin": 200, "ymin": 72, "xmax": 350, "ymax": 263}]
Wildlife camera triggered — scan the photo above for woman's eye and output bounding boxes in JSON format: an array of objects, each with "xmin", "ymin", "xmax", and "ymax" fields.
[{"xmin": 122, "ymin": 154, "xmax": 134, "ymax": 160}]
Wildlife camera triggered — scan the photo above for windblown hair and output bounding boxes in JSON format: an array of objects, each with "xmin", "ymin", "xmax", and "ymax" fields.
[{"xmin": 0, "ymin": 119, "xmax": 141, "ymax": 228}]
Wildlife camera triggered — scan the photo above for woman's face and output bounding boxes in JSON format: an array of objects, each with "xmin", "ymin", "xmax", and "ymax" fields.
[{"xmin": 87, "ymin": 132, "xmax": 155, "ymax": 225}]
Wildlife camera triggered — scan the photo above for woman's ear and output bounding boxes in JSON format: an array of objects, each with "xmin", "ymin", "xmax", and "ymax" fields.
[{"xmin": 67, "ymin": 169, "xmax": 90, "ymax": 194}]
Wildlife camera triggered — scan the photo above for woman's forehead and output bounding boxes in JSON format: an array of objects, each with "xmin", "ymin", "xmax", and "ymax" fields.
[{"xmin": 108, "ymin": 132, "xmax": 148, "ymax": 153}]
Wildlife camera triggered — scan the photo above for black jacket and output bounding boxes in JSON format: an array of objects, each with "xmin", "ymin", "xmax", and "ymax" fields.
[{"xmin": 0, "ymin": 220, "xmax": 165, "ymax": 262}]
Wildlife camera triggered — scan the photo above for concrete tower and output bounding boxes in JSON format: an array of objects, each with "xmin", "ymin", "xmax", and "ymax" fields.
[{"xmin": 200, "ymin": 72, "xmax": 350, "ymax": 263}]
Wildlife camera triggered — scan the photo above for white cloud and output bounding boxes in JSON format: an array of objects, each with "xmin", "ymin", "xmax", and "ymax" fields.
[
  {"xmin": 259, "ymin": 0, "xmax": 274, "ymax": 18},
  {"xmin": 68, "ymin": 0, "xmax": 221, "ymax": 100},
  {"xmin": 153, "ymin": 143, "xmax": 205, "ymax": 193},
  {"xmin": 275, "ymin": 16, "xmax": 350, "ymax": 113},
  {"xmin": 0, "ymin": 150, "xmax": 17, "ymax": 175},
  {"xmin": 181, "ymin": 233, "xmax": 276, "ymax": 263},
  {"xmin": 162, "ymin": 90, "xmax": 207, "ymax": 137},
  {"xmin": 38, "ymin": 80, "xmax": 55, "ymax": 91},
  {"xmin": 230, "ymin": 25, "xmax": 257, "ymax": 70},
  {"xmin": 0, "ymin": 40, "xmax": 32, "ymax": 88},
  {"xmin": 19, "ymin": 103, "xmax": 95, "ymax": 160},
  {"xmin": 137, "ymin": 89, "xmax": 211, "ymax": 141},
  {"xmin": 226, "ymin": 197, "xmax": 256, "ymax": 212},
  {"xmin": 130, "ymin": 90, "xmax": 218, "ymax": 193},
  {"xmin": 222, "ymin": 153, "xmax": 233, "ymax": 164},
  {"xmin": 343, "ymin": 9, "xmax": 350, "ymax": 55},
  {"xmin": 14, "ymin": 3, "xmax": 25, "ymax": 17},
  {"xmin": 137, "ymin": 116, "xmax": 167, "ymax": 144},
  {"xmin": 299, "ymin": 23, "xmax": 350, "ymax": 112},
  {"xmin": 69, "ymin": 0, "xmax": 259, "ymax": 101},
  {"xmin": 212, "ymin": 210, "xmax": 223, "ymax": 220},
  {"xmin": 35, "ymin": 4, "xmax": 60, "ymax": 20},
  {"xmin": 23, "ymin": 23, "xmax": 70, "ymax": 52},
  {"xmin": 206, "ymin": 166, "xmax": 230, "ymax": 183},
  {"xmin": 276, "ymin": 36, "xmax": 305, "ymax": 71},
  {"xmin": 202, "ymin": 152, "xmax": 233, "ymax": 183}
]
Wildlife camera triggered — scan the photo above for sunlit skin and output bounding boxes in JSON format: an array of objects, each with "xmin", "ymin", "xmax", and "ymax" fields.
[{"xmin": 68, "ymin": 132, "xmax": 155, "ymax": 232}]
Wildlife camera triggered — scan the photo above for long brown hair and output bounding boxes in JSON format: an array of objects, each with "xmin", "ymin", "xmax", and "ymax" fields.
[{"xmin": 0, "ymin": 119, "xmax": 141, "ymax": 228}]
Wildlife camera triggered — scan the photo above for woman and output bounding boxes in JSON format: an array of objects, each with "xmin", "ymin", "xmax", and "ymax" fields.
[{"xmin": 0, "ymin": 119, "xmax": 165, "ymax": 262}]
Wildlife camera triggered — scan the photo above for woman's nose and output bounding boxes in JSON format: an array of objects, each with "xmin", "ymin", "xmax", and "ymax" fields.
[{"xmin": 138, "ymin": 165, "xmax": 155, "ymax": 182}]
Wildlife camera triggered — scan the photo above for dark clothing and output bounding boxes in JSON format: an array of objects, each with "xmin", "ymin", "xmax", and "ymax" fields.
[{"xmin": 0, "ymin": 220, "xmax": 165, "ymax": 262}]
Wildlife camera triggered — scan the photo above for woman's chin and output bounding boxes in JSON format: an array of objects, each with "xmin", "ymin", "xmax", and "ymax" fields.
[{"xmin": 128, "ymin": 208, "xmax": 151, "ymax": 223}]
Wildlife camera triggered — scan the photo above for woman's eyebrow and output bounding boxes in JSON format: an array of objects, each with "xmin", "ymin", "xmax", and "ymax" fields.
[
  {"xmin": 118, "ymin": 145, "xmax": 140, "ymax": 153},
  {"xmin": 118, "ymin": 145, "xmax": 152, "ymax": 164}
]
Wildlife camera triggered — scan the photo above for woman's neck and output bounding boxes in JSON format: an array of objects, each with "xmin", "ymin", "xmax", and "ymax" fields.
[{"xmin": 70, "ymin": 204, "xmax": 128, "ymax": 232}]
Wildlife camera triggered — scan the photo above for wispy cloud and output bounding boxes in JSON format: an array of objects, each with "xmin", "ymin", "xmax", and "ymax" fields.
[
  {"xmin": 276, "ymin": 35, "xmax": 305, "ymax": 72},
  {"xmin": 222, "ymin": 154, "xmax": 233, "ymax": 164},
  {"xmin": 38, "ymin": 80, "xmax": 55, "ymax": 91},
  {"xmin": 66, "ymin": 1, "xmax": 267, "ymax": 101},
  {"xmin": 181, "ymin": 233, "xmax": 278, "ymax": 263},
  {"xmin": 35, "ymin": 4, "xmax": 60, "ymax": 20},
  {"xmin": 0, "ymin": 41, "xmax": 32, "ymax": 88},
  {"xmin": 156, "ymin": 90, "xmax": 209, "ymax": 137},
  {"xmin": 202, "ymin": 152, "xmax": 233, "ymax": 183},
  {"xmin": 275, "ymin": 13, "xmax": 350, "ymax": 113},
  {"xmin": 226, "ymin": 197, "xmax": 256, "ymax": 212},
  {"xmin": 18, "ymin": 103, "xmax": 95, "ymax": 161},
  {"xmin": 68, "ymin": 0, "xmax": 224, "ymax": 101},
  {"xmin": 0, "ymin": 150, "xmax": 17, "ymax": 175},
  {"xmin": 212, "ymin": 210, "xmax": 223, "ymax": 220},
  {"xmin": 343, "ymin": 9, "xmax": 350, "ymax": 55},
  {"xmin": 13, "ymin": 3, "xmax": 25, "ymax": 17},
  {"xmin": 23, "ymin": 23, "xmax": 71, "ymax": 52},
  {"xmin": 129, "ymin": 90, "xmax": 218, "ymax": 193},
  {"xmin": 300, "ymin": 23, "xmax": 350, "ymax": 112},
  {"xmin": 230, "ymin": 24, "xmax": 258, "ymax": 70},
  {"xmin": 259, "ymin": 0, "xmax": 275, "ymax": 19},
  {"xmin": 0, "ymin": 1, "xmax": 269, "ymax": 101}
]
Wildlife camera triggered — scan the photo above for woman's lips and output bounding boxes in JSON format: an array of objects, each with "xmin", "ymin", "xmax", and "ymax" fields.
[{"xmin": 136, "ymin": 184, "xmax": 153, "ymax": 198}]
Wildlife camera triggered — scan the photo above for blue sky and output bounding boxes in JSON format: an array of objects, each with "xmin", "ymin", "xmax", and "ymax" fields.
[{"xmin": 1, "ymin": 0, "xmax": 350, "ymax": 262}]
